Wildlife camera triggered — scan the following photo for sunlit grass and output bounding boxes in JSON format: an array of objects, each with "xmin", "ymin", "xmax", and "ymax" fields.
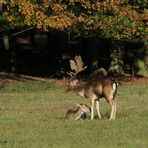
[{"xmin": 0, "ymin": 81, "xmax": 148, "ymax": 148}]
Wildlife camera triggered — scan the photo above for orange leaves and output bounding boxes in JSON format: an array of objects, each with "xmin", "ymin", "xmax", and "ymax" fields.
[
  {"xmin": 47, "ymin": 15, "xmax": 73, "ymax": 30},
  {"xmin": 80, "ymin": 1, "xmax": 91, "ymax": 10},
  {"xmin": 19, "ymin": 1, "xmax": 35, "ymax": 26},
  {"xmin": 77, "ymin": 14, "xmax": 95, "ymax": 29},
  {"xmin": 51, "ymin": 3, "xmax": 65, "ymax": 14},
  {"xmin": 77, "ymin": 15, "xmax": 85, "ymax": 23},
  {"xmin": 95, "ymin": 21, "xmax": 105, "ymax": 30}
]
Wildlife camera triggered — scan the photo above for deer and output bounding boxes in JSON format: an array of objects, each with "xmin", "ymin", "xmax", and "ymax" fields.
[
  {"xmin": 66, "ymin": 68, "xmax": 118, "ymax": 120},
  {"xmin": 66, "ymin": 103, "xmax": 91, "ymax": 120}
]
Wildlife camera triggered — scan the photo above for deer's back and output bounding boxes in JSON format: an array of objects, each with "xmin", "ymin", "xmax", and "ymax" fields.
[{"xmin": 83, "ymin": 78, "xmax": 117, "ymax": 99}]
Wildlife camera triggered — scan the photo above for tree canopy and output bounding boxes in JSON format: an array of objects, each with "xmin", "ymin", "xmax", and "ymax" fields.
[{"xmin": 0, "ymin": 0, "xmax": 147, "ymax": 40}]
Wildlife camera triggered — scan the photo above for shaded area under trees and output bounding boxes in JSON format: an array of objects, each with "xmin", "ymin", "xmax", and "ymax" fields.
[{"xmin": 0, "ymin": 29, "xmax": 147, "ymax": 78}]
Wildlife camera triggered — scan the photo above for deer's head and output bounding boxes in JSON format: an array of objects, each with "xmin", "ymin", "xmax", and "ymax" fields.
[
  {"xmin": 66, "ymin": 79, "xmax": 79, "ymax": 92},
  {"xmin": 76, "ymin": 103, "xmax": 91, "ymax": 113}
]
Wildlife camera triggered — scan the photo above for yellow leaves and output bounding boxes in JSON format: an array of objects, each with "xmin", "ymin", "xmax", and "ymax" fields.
[
  {"xmin": 19, "ymin": 1, "xmax": 35, "ymax": 15},
  {"xmin": 36, "ymin": 12, "xmax": 47, "ymax": 29},
  {"xmin": 76, "ymin": 14, "xmax": 94, "ymax": 28},
  {"xmin": 86, "ymin": 18, "xmax": 94, "ymax": 26},
  {"xmin": 36, "ymin": 11, "xmax": 46, "ymax": 20},
  {"xmin": 0, "ymin": 0, "xmax": 6, "ymax": 4},
  {"xmin": 44, "ymin": 2, "xmax": 66, "ymax": 14},
  {"xmin": 51, "ymin": 3, "xmax": 64, "ymax": 13},
  {"xmin": 77, "ymin": 15, "xmax": 85, "ymax": 23},
  {"xmin": 3, "ymin": 12, "xmax": 13, "ymax": 22},
  {"xmin": 123, "ymin": 28, "xmax": 134, "ymax": 36},
  {"xmin": 69, "ymin": 0, "xmax": 75, "ymax": 3},
  {"xmin": 69, "ymin": 0, "xmax": 92, "ymax": 10},
  {"xmin": 95, "ymin": 21, "xmax": 105, "ymax": 30},
  {"xmin": 10, "ymin": 0, "xmax": 16, "ymax": 5},
  {"xmin": 81, "ymin": 1, "xmax": 91, "ymax": 10},
  {"xmin": 45, "ymin": 15, "xmax": 73, "ymax": 30},
  {"xmin": 110, "ymin": 2, "xmax": 119, "ymax": 13}
]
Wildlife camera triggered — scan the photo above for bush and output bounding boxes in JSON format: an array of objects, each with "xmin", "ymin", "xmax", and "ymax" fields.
[{"xmin": 134, "ymin": 60, "xmax": 148, "ymax": 77}]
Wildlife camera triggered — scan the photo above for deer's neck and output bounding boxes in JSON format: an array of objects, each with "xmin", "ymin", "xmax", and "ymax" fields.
[{"xmin": 73, "ymin": 82, "xmax": 86, "ymax": 97}]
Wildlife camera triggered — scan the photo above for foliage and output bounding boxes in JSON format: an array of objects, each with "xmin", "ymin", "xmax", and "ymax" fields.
[
  {"xmin": 124, "ymin": 0, "xmax": 147, "ymax": 10},
  {"xmin": 0, "ymin": 0, "xmax": 147, "ymax": 40},
  {"xmin": 1, "ymin": 0, "xmax": 73, "ymax": 30},
  {"xmin": 134, "ymin": 59, "xmax": 148, "ymax": 77}
]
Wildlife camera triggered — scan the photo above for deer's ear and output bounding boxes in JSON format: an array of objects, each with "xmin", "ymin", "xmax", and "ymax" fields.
[
  {"xmin": 76, "ymin": 103, "xmax": 81, "ymax": 107},
  {"xmin": 73, "ymin": 79, "xmax": 79, "ymax": 85}
]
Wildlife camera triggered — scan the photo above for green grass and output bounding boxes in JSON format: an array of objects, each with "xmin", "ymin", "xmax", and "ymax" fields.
[{"xmin": 0, "ymin": 81, "xmax": 148, "ymax": 148}]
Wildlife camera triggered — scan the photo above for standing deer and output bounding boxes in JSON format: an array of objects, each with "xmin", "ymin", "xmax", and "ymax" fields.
[
  {"xmin": 66, "ymin": 103, "xmax": 91, "ymax": 120},
  {"xmin": 66, "ymin": 69, "xmax": 118, "ymax": 120}
]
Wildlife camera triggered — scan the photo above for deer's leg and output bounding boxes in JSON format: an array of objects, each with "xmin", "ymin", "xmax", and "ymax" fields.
[
  {"xmin": 109, "ymin": 99, "xmax": 116, "ymax": 120},
  {"xmin": 113, "ymin": 99, "xmax": 117, "ymax": 119},
  {"xmin": 96, "ymin": 100, "xmax": 101, "ymax": 119},
  {"xmin": 91, "ymin": 99, "xmax": 95, "ymax": 120}
]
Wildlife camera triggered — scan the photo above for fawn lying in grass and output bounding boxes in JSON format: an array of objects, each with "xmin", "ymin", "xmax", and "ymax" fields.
[{"xmin": 66, "ymin": 103, "xmax": 91, "ymax": 120}]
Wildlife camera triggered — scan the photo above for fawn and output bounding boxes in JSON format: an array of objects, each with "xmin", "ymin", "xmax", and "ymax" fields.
[{"xmin": 66, "ymin": 103, "xmax": 91, "ymax": 120}]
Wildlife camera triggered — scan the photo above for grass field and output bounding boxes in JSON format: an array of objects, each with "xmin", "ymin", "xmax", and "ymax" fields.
[{"xmin": 0, "ymin": 80, "xmax": 148, "ymax": 148}]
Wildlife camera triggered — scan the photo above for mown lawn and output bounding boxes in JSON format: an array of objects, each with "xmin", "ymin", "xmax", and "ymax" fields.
[{"xmin": 0, "ymin": 81, "xmax": 148, "ymax": 148}]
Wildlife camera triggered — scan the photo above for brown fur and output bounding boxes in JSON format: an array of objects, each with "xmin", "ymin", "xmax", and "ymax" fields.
[
  {"xmin": 66, "ymin": 104, "xmax": 91, "ymax": 120},
  {"xmin": 66, "ymin": 76, "xmax": 118, "ymax": 120}
]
